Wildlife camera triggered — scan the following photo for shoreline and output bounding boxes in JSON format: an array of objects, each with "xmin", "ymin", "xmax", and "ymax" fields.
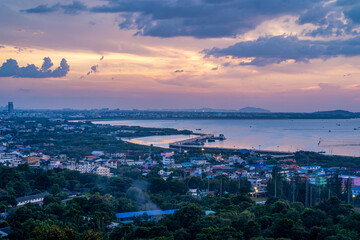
[{"xmin": 92, "ymin": 119, "xmax": 360, "ymax": 159}]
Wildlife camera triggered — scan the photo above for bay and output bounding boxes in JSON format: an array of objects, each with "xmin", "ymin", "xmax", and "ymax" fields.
[{"xmin": 93, "ymin": 119, "xmax": 360, "ymax": 156}]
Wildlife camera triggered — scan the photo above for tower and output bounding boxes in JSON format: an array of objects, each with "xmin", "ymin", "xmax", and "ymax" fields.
[{"xmin": 8, "ymin": 102, "xmax": 14, "ymax": 114}]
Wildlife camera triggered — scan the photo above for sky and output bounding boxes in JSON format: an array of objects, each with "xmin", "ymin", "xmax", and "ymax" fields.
[{"xmin": 1, "ymin": 0, "xmax": 360, "ymax": 112}]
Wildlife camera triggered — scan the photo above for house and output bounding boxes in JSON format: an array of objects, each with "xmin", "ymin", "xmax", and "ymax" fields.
[
  {"xmin": 228, "ymin": 155, "xmax": 245, "ymax": 164},
  {"xmin": 116, "ymin": 209, "xmax": 178, "ymax": 223},
  {"xmin": 16, "ymin": 193, "xmax": 49, "ymax": 206}
]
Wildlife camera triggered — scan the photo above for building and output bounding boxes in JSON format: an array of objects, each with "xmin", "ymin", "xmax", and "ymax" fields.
[
  {"xmin": 16, "ymin": 193, "xmax": 49, "ymax": 206},
  {"xmin": 26, "ymin": 157, "xmax": 40, "ymax": 166},
  {"xmin": 339, "ymin": 175, "xmax": 360, "ymax": 188},
  {"xmin": 116, "ymin": 209, "xmax": 178, "ymax": 223},
  {"xmin": 308, "ymin": 176, "xmax": 327, "ymax": 186},
  {"xmin": 95, "ymin": 166, "xmax": 111, "ymax": 177},
  {"xmin": 8, "ymin": 102, "xmax": 13, "ymax": 114},
  {"xmin": 162, "ymin": 156, "xmax": 175, "ymax": 166},
  {"xmin": 161, "ymin": 150, "xmax": 174, "ymax": 157},
  {"xmin": 300, "ymin": 166, "xmax": 321, "ymax": 171}
]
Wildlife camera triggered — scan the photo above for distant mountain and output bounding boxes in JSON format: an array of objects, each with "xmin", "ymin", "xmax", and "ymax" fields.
[
  {"xmin": 312, "ymin": 110, "xmax": 353, "ymax": 115},
  {"xmin": 145, "ymin": 107, "xmax": 271, "ymax": 113},
  {"xmin": 238, "ymin": 107, "xmax": 271, "ymax": 113}
]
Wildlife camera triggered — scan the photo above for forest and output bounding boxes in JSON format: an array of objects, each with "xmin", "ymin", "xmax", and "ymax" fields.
[{"xmin": 0, "ymin": 164, "xmax": 359, "ymax": 240}]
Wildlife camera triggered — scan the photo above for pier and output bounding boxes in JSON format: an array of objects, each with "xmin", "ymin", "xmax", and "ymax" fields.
[{"xmin": 169, "ymin": 134, "xmax": 294, "ymax": 156}]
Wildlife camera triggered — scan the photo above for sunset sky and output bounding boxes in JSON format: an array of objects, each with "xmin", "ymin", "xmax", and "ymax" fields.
[{"xmin": 1, "ymin": 0, "xmax": 360, "ymax": 111}]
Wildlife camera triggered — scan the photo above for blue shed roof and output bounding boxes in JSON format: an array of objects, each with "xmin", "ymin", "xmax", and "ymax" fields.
[{"xmin": 116, "ymin": 209, "xmax": 178, "ymax": 219}]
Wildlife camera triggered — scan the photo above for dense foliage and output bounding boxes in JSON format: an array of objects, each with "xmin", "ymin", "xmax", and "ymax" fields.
[{"xmin": 0, "ymin": 164, "xmax": 359, "ymax": 240}]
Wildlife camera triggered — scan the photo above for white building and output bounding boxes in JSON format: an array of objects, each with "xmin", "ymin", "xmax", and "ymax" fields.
[
  {"xmin": 162, "ymin": 156, "xmax": 175, "ymax": 166},
  {"xmin": 77, "ymin": 162, "xmax": 93, "ymax": 173},
  {"xmin": 16, "ymin": 193, "xmax": 49, "ymax": 206}
]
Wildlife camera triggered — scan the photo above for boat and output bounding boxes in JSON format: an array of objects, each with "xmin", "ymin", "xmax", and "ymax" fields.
[{"xmin": 196, "ymin": 128, "xmax": 202, "ymax": 131}]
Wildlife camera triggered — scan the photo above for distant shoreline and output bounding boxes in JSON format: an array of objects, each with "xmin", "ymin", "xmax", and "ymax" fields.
[{"xmin": 79, "ymin": 116, "xmax": 360, "ymax": 121}]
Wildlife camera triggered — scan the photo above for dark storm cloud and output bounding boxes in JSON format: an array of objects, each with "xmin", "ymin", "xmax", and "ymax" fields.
[
  {"xmin": 23, "ymin": 0, "xmax": 323, "ymax": 38},
  {"xmin": 23, "ymin": 1, "xmax": 87, "ymax": 15},
  {"xmin": 0, "ymin": 58, "xmax": 70, "ymax": 78},
  {"xmin": 296, "ymin": 0, "xmax": 360, "ymax": 37},
  {"xmin": 204, "ymin": 35, "xmax": 360, "ymax": 66}
]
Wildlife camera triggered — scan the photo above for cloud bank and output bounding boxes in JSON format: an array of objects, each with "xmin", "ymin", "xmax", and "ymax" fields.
[
  {"xmin": 23, "ymin": 1, "xmax": 87, "ymax": 15},
  {"xmin": 23, "ymin": 0, "xmax": 323, "ymax": 38},
  {"xmin": 0, "ymin": 57, "xmax": 70, "ymax": 78},
  {"xmin": 204, "ymin": 35, "xmax": 360, "ymax": 66}
]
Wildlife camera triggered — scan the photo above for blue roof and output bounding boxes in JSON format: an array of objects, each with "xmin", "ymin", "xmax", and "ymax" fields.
[
  {"xmin": 181, "ymin": 162, "xmax": 193, "ymax": 166},
  {"xmin": 205, "ymin": 210, "xmax": 216, "ymax": 215},
  {"xmin": 116, "ymin": 209, "xmax": 178, "ymax": 219},
  {"xmin": 189, "ymin": 174, "xmax": 201, "ymax": 177},
  {"xmin": 352, "ymin": 186, "xmax": 360, "ymax": 191},
  {"xmin": 266, "ymin": 165, "xmax": 276, "ymax": 168}
]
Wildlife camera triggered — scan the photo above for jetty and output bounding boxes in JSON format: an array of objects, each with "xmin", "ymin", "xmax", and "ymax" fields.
[{"xmin": 169, "ymin": 134, "xmax": 294, "ymax": 156}]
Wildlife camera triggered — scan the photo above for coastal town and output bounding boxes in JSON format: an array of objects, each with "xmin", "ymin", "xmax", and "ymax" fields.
[
  {"xmin": 2, "ymin": 104, "xmax": 360, "ymax": 239},
  {"xmin": 1, "ymin": 105, "xmax": 360, "ymax": 207}
]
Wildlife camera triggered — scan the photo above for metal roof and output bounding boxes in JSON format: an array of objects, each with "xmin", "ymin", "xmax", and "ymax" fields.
[
  {"xmin": 16, "ymin": 193, "xmax": 49, "ymax": 202},
  {"xmin": 116, "ymin": 209, "xmax": 178, "ymax": 219}
]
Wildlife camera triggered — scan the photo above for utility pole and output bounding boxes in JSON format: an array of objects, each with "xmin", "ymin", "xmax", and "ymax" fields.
[
  {"xmin": 207, "ymin": 177, "xmax": 210, "ymax": 193},
  {"xmin": 347, "ymin": 178, "xmax": 351, "ymax": 204},
  {"xmin": 310, "ymin": 185, "xmax": 312, "ymax": 207},
  {"xmin": 292, "ymin": 178, "xmax": 295, "ymax": 203},
  {"xmin": 238, "ymin": 177, "xmax": 241, "ymax": 193},
  {"xmin": 274, "ymin": 169, "xmax": 277, "ymax": 198},
  {"xmin": 219, "ymin": 176, "xmax": 222, "ymax": 197},
  {"xmin": 305, "ymin": 178, "xmax": 309, "ymax": 207}
]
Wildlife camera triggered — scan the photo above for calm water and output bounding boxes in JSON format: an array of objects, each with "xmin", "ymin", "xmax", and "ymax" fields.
[{"xmin": 93, "ymin": 119, "xmax": 360, "ymax": 156}]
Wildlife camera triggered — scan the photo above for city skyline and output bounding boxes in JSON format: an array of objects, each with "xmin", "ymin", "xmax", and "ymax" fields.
[{"xmin": 1, "ymin": 0, "xmax": 360, "ymax": 111}]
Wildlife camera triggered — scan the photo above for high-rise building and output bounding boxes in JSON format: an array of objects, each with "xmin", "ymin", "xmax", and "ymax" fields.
[{"xmin": 8, "ymin": 102, "xmax": 14, "ymax": 114}]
